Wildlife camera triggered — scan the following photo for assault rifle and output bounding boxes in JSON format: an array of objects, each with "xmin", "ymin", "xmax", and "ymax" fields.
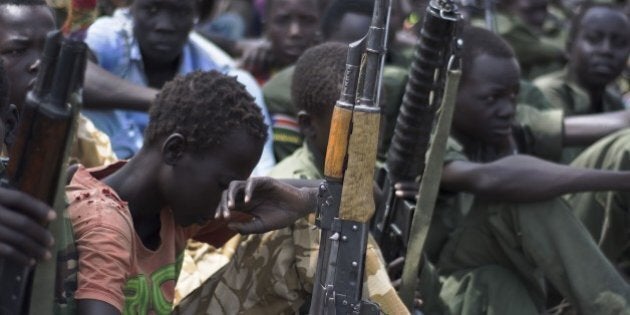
[
  {"xmin": 0, "ymin": 31, "xmax": 87, "ymax": 315},
  {"xmin": 309, "ymin": 0, "xmax": 391, "ymax": 313}
]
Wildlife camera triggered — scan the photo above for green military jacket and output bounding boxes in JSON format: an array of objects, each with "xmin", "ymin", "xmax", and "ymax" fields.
[
  {"xmin": 534, "ymin": 67, "xmax": 625, "ymax": 163},
  {"xmin": 263, "ymin": 64, "xmax": 409, "ymax": 163}
]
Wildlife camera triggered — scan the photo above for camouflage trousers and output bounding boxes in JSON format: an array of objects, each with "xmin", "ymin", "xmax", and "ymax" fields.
[{"xmin": 174, "ymin": 217, "xmax": 407, "ymax": 314}]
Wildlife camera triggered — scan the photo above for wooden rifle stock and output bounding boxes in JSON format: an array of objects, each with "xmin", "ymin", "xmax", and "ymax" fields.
[
  {"xmin": 310, "ymin": 0, "xmax": 391, "ymax": 313},
  {"xmin": 0, "ymin": 32, "xmax": 87, "ymax": 315}
]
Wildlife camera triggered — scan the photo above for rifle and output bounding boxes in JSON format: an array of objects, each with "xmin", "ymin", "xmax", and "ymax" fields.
[
  {"xmin": 309, "ymin": 0, "xmax": 390, "ymax": 313},
  {"xmin": 0, "ymin": 31, "xmax": 87, "ymax": 315}
]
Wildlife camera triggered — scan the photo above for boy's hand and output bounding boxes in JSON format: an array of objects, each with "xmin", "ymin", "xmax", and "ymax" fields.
[
  {"xmin": 0, "ymin": 187, "xmax": 55, "ymax": 266},
  {"xmin": 216, "ymin": 177, "xmax": 318, "ymax": 234}
]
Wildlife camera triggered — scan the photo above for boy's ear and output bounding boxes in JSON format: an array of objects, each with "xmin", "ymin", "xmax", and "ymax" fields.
[
  {"xmin": 3, "ymin": 104, "xmax": 19, "ymax": 147},
  {"xmin": 298, "ymin": 110, "xmax": 315, "ymax": 138},
  {"xmin": 162, "ymin": 133, "xmax": 187, "ymax": 166}
]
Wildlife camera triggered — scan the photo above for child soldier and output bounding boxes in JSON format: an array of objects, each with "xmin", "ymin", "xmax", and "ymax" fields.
[
  {"xmin": 0, "ymin": 0, "xmax": 117, "ymax": 167},
  {"xmin": 225, "ymin": 27, "xmax": 630, "ymax": 314},
  {"xmin": 432, "ymin": 26, "xmax": 630, "ymax": 314},
  {"xmin": 0, "ymin": 59, "xmax": 56, "ymax": 269},
  {"xmin": 66, "ymin": 71, "xmax": 302, "ymax": 314},
  {"xmin": 533, "ymin": 3, "xmax": 630, "ymax": 163},
  {"xmin": 175, "ymin": 42, "xmax": 407, "ymax": 314}
]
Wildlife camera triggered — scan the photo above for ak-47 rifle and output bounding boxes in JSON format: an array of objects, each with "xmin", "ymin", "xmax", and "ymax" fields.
[
  {"xmin": 309, "ymin": 0, "xmax": 390, "ymax": 313},
  {"xmin": 0, "ymin": 31, "xmax": 87, "ymax": 315}
]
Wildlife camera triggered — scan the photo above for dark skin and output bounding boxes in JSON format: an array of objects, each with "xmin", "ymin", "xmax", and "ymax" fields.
[
  {"xmin": 78, "ymin": 129, "xmax": 272, "ymax": 314},
  {"xmin": 509, "ymin": 0, "xmax": 549, "ymax": 31},
  {"xmin": 441, "ymin": 53, "xmax": 630, "ymax": 202},
  {"xmin": 239, "ymin": 0, "xmax": 321, "ymax": 75},
  {"xmin": 567, "ymin": 7, "xmax": 630, "ymax": 113},
  {"xmin": 82, "ymin": 0, "xmax": 202, "ymax": 111},
  {"xmin": 0, "ymin": 5, "xmax": 58, "ymax": 267}
]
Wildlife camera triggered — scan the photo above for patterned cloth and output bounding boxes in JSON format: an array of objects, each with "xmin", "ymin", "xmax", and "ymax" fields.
[{"xmin": 174, "ymin": 143, "xmax": 408, "ymax": 314}]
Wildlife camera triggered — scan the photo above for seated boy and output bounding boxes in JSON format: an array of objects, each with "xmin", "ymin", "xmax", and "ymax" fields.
[
  {"xmin": 175, "ymin": 42, "xmax": 407, "ymax": 315},
  {"xmin": 432, "ymin": 26, "xmax": 630, "ymax": 314},
  {"xmin": 66, "ymin": 70, "xmax": 298, "ymax": 314},
  {"xmin": 533, "ymin": 3, "xmax": 630, "ymax": 163}
]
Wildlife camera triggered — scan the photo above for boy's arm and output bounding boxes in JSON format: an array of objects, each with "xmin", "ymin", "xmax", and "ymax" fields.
[
  {"xmin": 441, "ymin": 154, "xmax": 630, "ymax": 202},
  {"xmin": 77, "ymin": 299, "xmax": 121, "ymax": 315},
  {"xmin": 83, "ymin": 61, "xmax": 158, "ymax": 111},
  {"xmin": 563, "ymin": 110, "xmax": 630, "ymax": 146},
  {"xmin": 216, "ymin": 177, "xmax": 319, "ymax": 234},
  {"xmin": 0, "ymin": 188, "xmax": 55, "ymax": 266}
]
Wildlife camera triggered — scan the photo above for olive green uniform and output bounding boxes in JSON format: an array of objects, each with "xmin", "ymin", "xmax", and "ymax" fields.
[
  {"xmin": 534, "ymin": 67, "xmax": 625, "ymax": 163},
  {"xmin": 472, "ymin": 14, "xmax": 565, "ymax": 80},
  {"xmin": 565, "ymin": 129, "xmax": 630, "ymax": 275},
  {"xmin": 262, "ymin": 65, "xmax": 409, "ymax": 162},
  {"xmin": 433, "ymin": 138, "xmax": 630, "ymax": 314}
]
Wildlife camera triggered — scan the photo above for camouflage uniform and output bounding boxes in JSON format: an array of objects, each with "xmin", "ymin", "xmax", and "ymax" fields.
[
  {"xmin": 174, "ymin": 144, "xmax": 408, "ymax": 314},
  {"xmin": 433, "ymin": 138, "xmax": 630, "ymax": 314},
  {"xmin": 534, "ymin": 67, "xmax": 625, "ymax": 163}
]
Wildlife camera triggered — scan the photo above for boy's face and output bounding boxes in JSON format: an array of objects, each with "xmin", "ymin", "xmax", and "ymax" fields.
[
  {"xmin": 266, "ymin": 0, "xmax": 320, "ymax": 67},
  {"xmin": 131, "ymin": 0, "xmax": 197, "ymax": 64},
  {"xmin": 513, "ymin": 0, "xmax": 548, "ymax": 30},
  {"xmin": 0, "ymin": 5, "xmax": 56, "ymax": 109},
  {"xmin": 453, "ymin": 54, "xmax": 520, "ymax": 147},
  {"xmin": 569, "ymin": 7, "xmax": 630, "ymax": 89},
  {"xmin": 161, "ymin": 130, "xmax": 263, "ymax": 227}
]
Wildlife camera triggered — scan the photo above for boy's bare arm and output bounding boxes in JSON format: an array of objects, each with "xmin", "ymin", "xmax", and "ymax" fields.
[
  {"xmin": 564, "ymin": 110, "xmax": 630, "ymax": 146},
  {"xmin": 83, "ymin": 61, "xmax": 158, "ymax": 111},
  {"xmin": 441, "ymin": 154, "xmax": 630, "ymax": 203}
]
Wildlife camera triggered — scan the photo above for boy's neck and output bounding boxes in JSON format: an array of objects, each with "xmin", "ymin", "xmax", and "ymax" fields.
[
  {"xmin": 102, "ymin": 148, "xmax": 165, "ymax": 247},
  {"xmin": 452, "ymin": 131, "xmax": 515, "ymax": 163},
  {"xmin": 569, "ymin": 66, "xmax": 607, "ymax": 112}
]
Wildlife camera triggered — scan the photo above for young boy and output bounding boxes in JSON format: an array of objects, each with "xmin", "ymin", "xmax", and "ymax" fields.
[
  {"xmin": 226, "ymin": 27, "xmax": 630, "ymax": 314},
  {"xmin": 66, "ymin": 70, "xmax": 297, "ymax": 314},
  {"xmin": 0, "ymin": 0, "xmax": 117, "ymax": 167},
  {"xmin": 533, "ymin": 3, "xmax": 630, "ymax": 163},
  {"xmin": 0, "ymin": 59, "xmax": 57, "ymax": 269},
  {"xmin": 433, "ymin": 26, "xmax": 630, "ymax": 314},
  {"xmin": 175, "ymin": 42, "xmax": 407, "ymax": 315}
]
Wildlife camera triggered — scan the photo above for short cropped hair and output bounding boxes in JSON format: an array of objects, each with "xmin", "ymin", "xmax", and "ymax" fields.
[
  {"xmin": 144, "ymin": 71, "xmax": 268, "ymax": 151},
  {"xmin": 292, "ymin": 42, "xmax": 347, "ymax": 117},
  {"xmin": 321, "ymin": 0, "xmax": 374, "ymax": 40},
  {"xmin": 461, "ymin": 26, "xmax": 516, "ymax": 81},
  {"xmin": 566, "ymin": 3, "xmax": 626, "ymax": 52}
]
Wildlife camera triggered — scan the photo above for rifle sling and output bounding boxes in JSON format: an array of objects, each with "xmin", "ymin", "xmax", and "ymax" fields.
[{"xmin": 398, "ymin": 65, "xmax": 461, "ymax": 309}]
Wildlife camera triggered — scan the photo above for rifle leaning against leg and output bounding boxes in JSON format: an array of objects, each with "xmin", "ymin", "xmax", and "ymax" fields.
[
  {"xmin": 0, "ymin": 31, "xmax": 87, "ymax": 315},
  {"xmin": 309, "ymin": 0, "xmax": 391, "ymax": 313}
]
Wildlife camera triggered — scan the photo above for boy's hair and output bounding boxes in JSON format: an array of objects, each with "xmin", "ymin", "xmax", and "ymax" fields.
[
  {"xmin": 292, "ymin": 42, "xmax": 347, "ymax": 117},
  {"xmin": 566, "ymin": 3, "xmax": 626, "ymax": 52},
  {"xmin": 461, "ymin": 26, "xmax": 516, "ymax": 81},
  {"xmin": 0, "ymin": 0, "xmax": 46, "ymax": 5},
  {"xmin": 144, "ymin": 71, "xmax": 268, "ymax": 151},
  {"xmin": 321, "ymin": 0, "xmax": 373, "ymax": 40}
]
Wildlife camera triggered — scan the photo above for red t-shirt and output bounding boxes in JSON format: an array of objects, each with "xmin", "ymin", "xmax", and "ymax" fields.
[{"xmin": 66, "ymin": 162, "xmax": 244, "ymax": 313}]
